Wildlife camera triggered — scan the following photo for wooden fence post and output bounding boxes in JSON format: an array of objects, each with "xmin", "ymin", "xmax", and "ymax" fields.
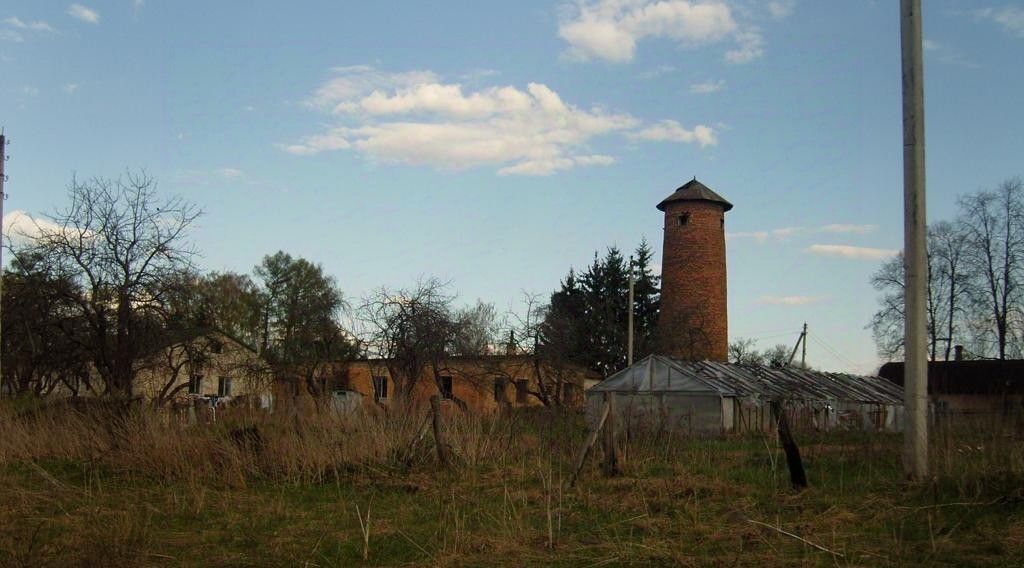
[
  {"xmin": 601, "ymin": 393, "xmax": 622, "ymax": 476},
  {"xmin": 770, "ymin": 400, "xmax": 807, "ymax": 489},
  {"xmin": 430, "ymin": 395, "xmax": 451, "ymax": 468}
]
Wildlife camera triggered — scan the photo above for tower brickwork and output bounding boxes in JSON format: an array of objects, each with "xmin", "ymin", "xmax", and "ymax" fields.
[{"xmin": 657, "ymin": 179, "xmax": 731, "ymax": 361}]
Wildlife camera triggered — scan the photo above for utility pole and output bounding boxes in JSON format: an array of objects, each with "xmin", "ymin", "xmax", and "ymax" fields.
[
  {"xmin": 627, "ymin": 255, "xmax": 635, "ymax": 366},
  {"xmin": 800, "ymin": 322, "xmax": 807, "ymax": 369},
  {"xmin": 0, "ymin": 131, "xmax": 6, "ymax": 398},
  {"xmin": 901, "ymin": 0, "xmax": 929, "ymax": 479},
  {"xmin": 786, "ymin": 323, "xmax": 807, "ymax": 368}
]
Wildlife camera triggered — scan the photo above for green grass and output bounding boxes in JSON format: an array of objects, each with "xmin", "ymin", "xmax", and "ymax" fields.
[{"xmin": 1, "ymin": 407, "xmax": 1022, "ymax": 566}]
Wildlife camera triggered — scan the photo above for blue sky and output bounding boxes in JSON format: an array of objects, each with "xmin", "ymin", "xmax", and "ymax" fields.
[{"xmin": 3, "ymin": 1, "xmax": 1023, "ymax": 373}]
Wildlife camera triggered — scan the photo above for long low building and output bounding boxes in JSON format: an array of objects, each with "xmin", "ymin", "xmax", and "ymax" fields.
[{"xmin": 586, "ymin": 355, "xmax": 905, "ymax": 434}]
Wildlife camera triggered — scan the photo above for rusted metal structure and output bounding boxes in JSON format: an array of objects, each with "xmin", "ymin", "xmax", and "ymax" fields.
[{"xmin": 586, "ymin": 356, "xmax": 905, "ymax": 434}]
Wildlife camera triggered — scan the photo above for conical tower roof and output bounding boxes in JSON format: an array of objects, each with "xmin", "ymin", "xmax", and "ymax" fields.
[{"xmin": 656, "ymin": 178, "xmax": 733, "ymax": 212}]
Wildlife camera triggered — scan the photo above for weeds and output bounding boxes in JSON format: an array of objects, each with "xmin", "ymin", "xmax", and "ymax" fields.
[{"xmin": 0, "ymin": 402, "xmax": 1022, "ymax": 565}]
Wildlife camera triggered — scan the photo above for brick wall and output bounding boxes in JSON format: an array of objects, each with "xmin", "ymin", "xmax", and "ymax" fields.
[{"xmin": 658, "ymin": 200, "xmax": 729, "ymax": 361}]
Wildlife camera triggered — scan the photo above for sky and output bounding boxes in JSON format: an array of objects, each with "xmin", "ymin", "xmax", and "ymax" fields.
[{"xmin": 2, "ymin": 1, "xmax": 1023, "ymax": 373}]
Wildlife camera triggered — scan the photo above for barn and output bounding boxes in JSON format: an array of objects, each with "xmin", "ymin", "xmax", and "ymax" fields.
[{"xmin": 585, "ymin": 355, "xmax": 905, "ymax": 435}]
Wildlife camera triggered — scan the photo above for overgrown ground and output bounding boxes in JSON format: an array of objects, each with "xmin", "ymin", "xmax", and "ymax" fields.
[{"xmin": 1, "ymin": 402, "xmax": 1022, "ymax": 566}]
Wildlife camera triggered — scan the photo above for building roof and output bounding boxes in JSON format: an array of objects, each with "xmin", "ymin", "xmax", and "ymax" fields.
[
  {"xmin": 589, "ymin": 355, "xmax": 903, "ymax": 404},
  {"xmin": 656, "ymin": 178, "xmax": 734, "ymax": 212},
  {"xmin": 878, "ymin": 360, "xmax": 1024, "ymax": 395}
]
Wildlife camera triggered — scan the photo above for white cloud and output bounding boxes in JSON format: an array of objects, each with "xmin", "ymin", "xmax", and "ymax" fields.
[
  {"xmin": 977, "ymin": 6, "xmax": 1024, "ymax": 37},
  {"xmin": 628, "ymin": 120, "xmax": 717, "ymax": 146},
  {"xmin": 0, "ymin": 29, "xmax": 22, "ymax": 42},
  {"xmin": 758, "ymin": 295, "xmax": 822, "ymax": 306},
  {"xmin": 286, "ymin": 66, "xmax": 711, "ymax": 175},
  {"xmin": 806, "ymin": 244, "xmax": 899, "ymax": 260},
  {"xmin": 63, "ymin": 83, "xmax": 79, "ymax": 94},
  {"xmin": 921, "ymin": 38, "xmax": 979, "ymax": 69},
  {"xmin": 133, "ymin": 0, "xmax": 145, "ymax": 13},
  {"xmin": 4, "ymin": 17, "xmax": 55, "ymax": 32},
  {"xmin": 689, "ymin": 79, "xmax": 724, "ymax": 94},
  {"xmin": 639, "ymin": 64, "xmax": 676, "ymax": 79},
  {"xmin": 558, "ymin": 0, "xmax": 766, "ymax": 64},
  {"xmin": 768, "ymin": 0, "xmax": 795, "ymax": 20},
  {"xmin": 67, "ymin": 4, "xmax": 100, "ymax": 24},
  {"xmin": 21, "ymin": 85, "xmax": 39, "ymax": 96},
  {"xmin": 217, "ymin": 167, "xmax": 243, "ymax": 180},
  {"xmin": 818, "ymin": 223, "xmax": 877, "ymax": 234},
  {"xmin": 727, "ymin": 227, "xmax": 800, "ymax": 242},
  {"xmin": 724, "ymin": 28, "xmax": 764, "ymax": 64},
  {"xmin": 2, "ymin": 211, "xmax": 64, "ymax": 243},
  {"xmin": 306, "ymin": 66, "xmax": 439, "ymax": 113}
]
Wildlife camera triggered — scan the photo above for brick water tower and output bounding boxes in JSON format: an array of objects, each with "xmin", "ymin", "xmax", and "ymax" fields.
[{"xmin": 656, "ymin": 178, "xmax": 732, "ymax": 361}]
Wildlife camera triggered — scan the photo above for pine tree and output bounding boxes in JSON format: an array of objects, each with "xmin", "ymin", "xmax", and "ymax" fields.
[
  {"xmin": 632, "ymin": 238, "xmax": 661, "ymax": 358},
  {"xmin": 542, "ymin": 242, "xmax": 660, "ymax": 377}
]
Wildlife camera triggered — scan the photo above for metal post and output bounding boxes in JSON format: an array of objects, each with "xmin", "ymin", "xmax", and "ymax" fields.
[
  {"xmin": 627, "ymin": 256, "xmax": 635, "ymax": 366},
  {"xmin": 901, "ymin": 0, "xmax": 929, "ymax": 479}
]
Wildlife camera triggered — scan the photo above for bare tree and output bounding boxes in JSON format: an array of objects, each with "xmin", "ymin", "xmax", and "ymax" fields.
[
  {"xmin": 929, "ymin": 221, "xmax": 970, "ymax": 360},
  {"xmin": 12, "ymin": 173, "xmax": 200, "ymax": 398},
  {"xmin": 728, "ymin": 338, "xmax": 765, "ymax": 365},
  {"xmin": 959, "ymin": 178, "xmax": 1024, "ymax": 359},
  {"xmin": 358, "ymin": 278, "xmax": 471, "ymax": 407}
]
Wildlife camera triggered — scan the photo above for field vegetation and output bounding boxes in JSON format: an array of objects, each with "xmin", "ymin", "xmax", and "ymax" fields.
[{"xmin": 1, "ymin": 401, "xmax": 1022, "ymax": 566}]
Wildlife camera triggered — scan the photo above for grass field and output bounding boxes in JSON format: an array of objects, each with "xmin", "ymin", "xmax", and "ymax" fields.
[{"xmin": 1, "ymin": 402, "xmax": 1022, "ymax": 566}]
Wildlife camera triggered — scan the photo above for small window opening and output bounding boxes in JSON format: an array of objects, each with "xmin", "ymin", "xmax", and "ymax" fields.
[
  {"xmin": 561, "ymin": 382, "xmax": 576, "ymax": 402},
  {"xmin": 720, "ymin": 217, "xmax": 724, "ymax": 228},
  {"xmin": 678, "ymin": 213, "xmax": 691, "ymax": 226},
  {"xmin": 515, "ymin": 379, "xmax": 529, "ymax": 404},
  {"xmin": 440, "ymin": 376, "xmax": 453, "ymax": 400},
  {"xmin": 217, "ymin": 376, "xmax": 233, "ymax": 397},
  {"xmin": 372, "ymin": 376, "xmax": 388, "ymax": 400},
  {"xmin": 188, "ymin": 375, "xmax": 204, "ymax": 395},
  {"xmin": 493, "ymin": 378, "xmax": 508, "ymax": 403}
]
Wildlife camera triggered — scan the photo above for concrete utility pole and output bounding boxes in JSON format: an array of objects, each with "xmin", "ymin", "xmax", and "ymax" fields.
[
  {"xmin": 901, "ymin": 0, "xmax": 929, "ymax": 479},
  {"xmin": 0, "ymin": 132, "xmax": 6, "ymax": 398},
  {"xmin": 627, "ymin": 256, "xmax": 635, "ymax": 366},
  {"xmin": 800, "ymin": 322, "xmax": 807, "ymax": 369}
]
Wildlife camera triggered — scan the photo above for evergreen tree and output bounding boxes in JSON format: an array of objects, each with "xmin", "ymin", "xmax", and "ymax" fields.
[
  {"xmin": 542, "ymin": 241, "xmax": 660, "ymax": 376},
  {"xmin": 632, "ymin": 238, "xmax": 661, "ymax": 359}
]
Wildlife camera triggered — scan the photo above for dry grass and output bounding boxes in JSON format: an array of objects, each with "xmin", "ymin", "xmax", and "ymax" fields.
[{"xmin": 1, "ymin": 400, "xmax": 1022, "ymax": 566}]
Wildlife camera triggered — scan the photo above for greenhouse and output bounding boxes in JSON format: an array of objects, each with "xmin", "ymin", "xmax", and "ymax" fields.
[{"xmin": 585, "ymin": 355, "xmax": 904, "ymax": 435}]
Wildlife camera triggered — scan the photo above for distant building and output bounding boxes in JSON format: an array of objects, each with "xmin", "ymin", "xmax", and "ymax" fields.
[
  {"xmin": 878, "ymin": 357, "xmax": 1024, "ymax": 417},
  {"xmin": 330, "ymin": 355, "xmax": 599, "ymax": 413}
]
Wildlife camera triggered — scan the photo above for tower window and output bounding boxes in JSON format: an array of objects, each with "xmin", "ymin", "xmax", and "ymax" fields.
[{"xmin": 678, "ymin": 213, "xmax": 691, "ymax": 226}]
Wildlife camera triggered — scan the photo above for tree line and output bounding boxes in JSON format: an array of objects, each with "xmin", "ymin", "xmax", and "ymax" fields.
[
  {"xmin": 2, "ymin": 172, "xmax": 663, "ymax": 405},
  {"xmin": 870, "ymin": 177, "xmax": 1024, "ymax": 361}
]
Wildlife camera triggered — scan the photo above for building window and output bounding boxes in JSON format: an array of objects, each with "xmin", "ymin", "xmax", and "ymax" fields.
[
  {"xmin": 188, "ymin": 375, "xmax": 203, "ymax": 395},
  {"xmin": 678, "ymin": 212, "xmax": 690, "ymax": 226},
  {"xmin": 372, "ymin": 376, "xmax": 388, "ymax": 400},
  {"xmin": 562, "ymin": 382, "xmax": 576, "ymax": 402},
  {"xmin": 440, "ymin": 376, "xmax": 453, "ymax": 400},
  {"xmin": 218, "ymin": 377, "xmax": 233, "ymax": 397},
  {"xmin": 515, "ymin": 379, "xmax": 529, "ymax": 404},
  {"xmin": 494, "ymin": 378, "xmax": 507, "ymax": 403}
]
